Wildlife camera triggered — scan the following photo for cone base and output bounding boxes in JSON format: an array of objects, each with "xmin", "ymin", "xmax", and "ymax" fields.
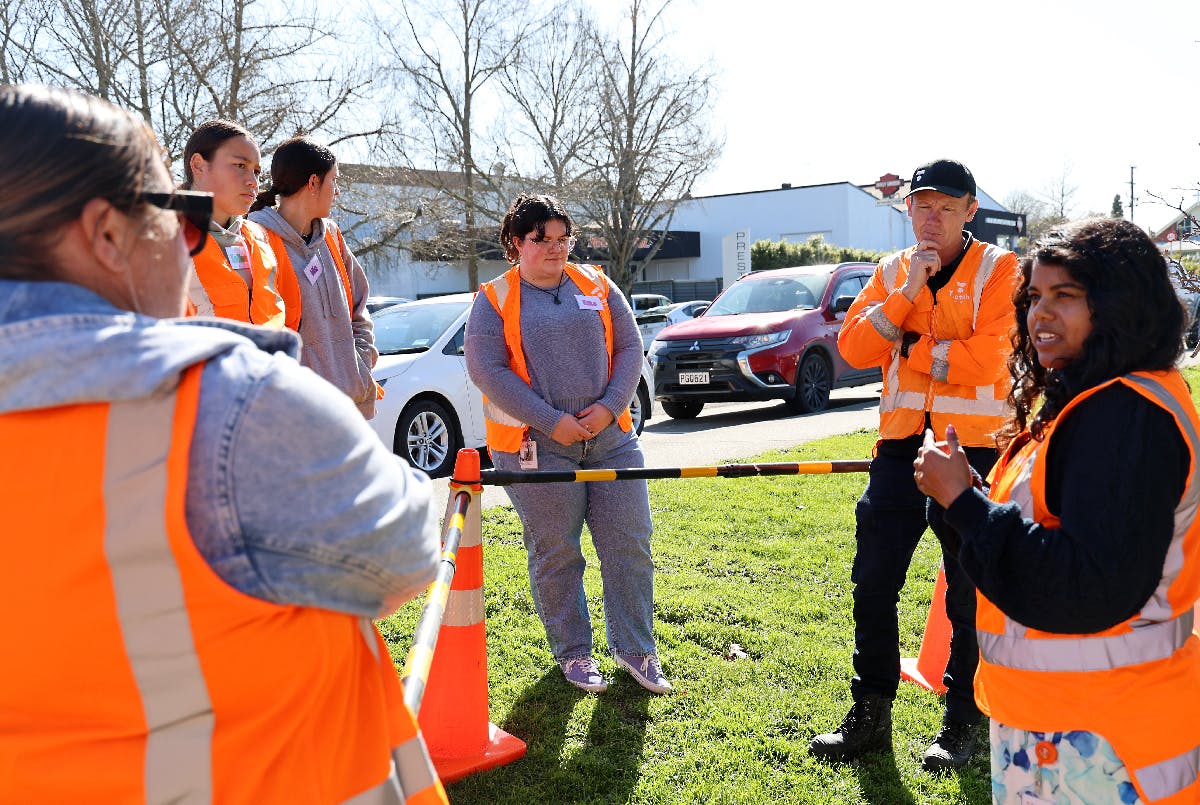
[
  {"xmin": 432, "ymin": 722, "xmax": 526, "ymax": 784},
  {"xmin": 900, "ymin": 656, "xmax": 947, "ymax": 695}
]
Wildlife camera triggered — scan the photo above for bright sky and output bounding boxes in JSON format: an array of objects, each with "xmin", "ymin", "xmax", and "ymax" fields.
[{"xmin": 660, "ymin": 0, "xmax": 1200, "ymax": 232}]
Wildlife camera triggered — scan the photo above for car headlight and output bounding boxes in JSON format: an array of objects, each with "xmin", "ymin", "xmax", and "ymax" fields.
[
  {"xmin": 730, "ymin": 330, "xmax": 791, "ymax": 349},
  {"xmin": 647, "ymin": 338, "xmax": 666, "ymax": 359}
]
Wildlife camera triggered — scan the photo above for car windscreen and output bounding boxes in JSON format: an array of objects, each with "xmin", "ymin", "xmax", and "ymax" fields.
[
  {"xmin": 705, "ymin": 274, "xmax": 828, "ymax": 316},
  {"xmin": 374, "ymin": 301, "xmax": 467, "ymax": 355}
]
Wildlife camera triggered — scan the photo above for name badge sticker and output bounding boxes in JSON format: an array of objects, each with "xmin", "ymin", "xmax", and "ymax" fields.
[
  {"xmin": 303, "ymin": 256, "xmax": 323, "ymax": 285},
  {"xmin": 576, "ymin": 294, "xmax": 603, "ymax": 310}
]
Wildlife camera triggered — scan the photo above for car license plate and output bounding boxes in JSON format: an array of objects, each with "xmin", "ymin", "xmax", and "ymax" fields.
[{"xmin": 679, "ymin": 371, "xmax": 709, "ymax": 385}]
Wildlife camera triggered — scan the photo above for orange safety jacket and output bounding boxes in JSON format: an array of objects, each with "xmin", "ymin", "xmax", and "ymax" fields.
[
  {"xmin": 0, "ymin": 364, "xmax": 447, "ymax": 804},
  {"xmin": 976, "ymin": 370, "xmax": 1200, "ymax": 804},
  {"xmin": 188, "ymin": 219, "xmax": 286, "ymax": 328},
  {"xmin": 266, "ymin": 223, "xmax": 354, "ymax": 332},
  {"xmin": 837, "ymin": 240, "xmax": 1019, "ymax": 446},
  {"xmin": 264, "ymin": 223, "xmax": 384, "ymax": 400},
  {"xmin": 479, "ymin": 262, "xmax": 633, "ymax": 453}
]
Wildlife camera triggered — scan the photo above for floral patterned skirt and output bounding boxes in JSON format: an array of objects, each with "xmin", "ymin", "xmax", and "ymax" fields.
[{"xmin": 989, "ymin": 720, "xmax": 1142, "ymax": 804}]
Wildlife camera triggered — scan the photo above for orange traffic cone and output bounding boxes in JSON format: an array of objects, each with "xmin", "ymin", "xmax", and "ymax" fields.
[
  {"xmin": 899, "ymin": 563, "xmax": 950, "ymax": 695},
  {"xmin": 417, "ymin": 449, "xmax": 526, "ymax": 782}
]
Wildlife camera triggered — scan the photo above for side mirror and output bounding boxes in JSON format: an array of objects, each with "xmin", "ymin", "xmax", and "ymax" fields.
[
  {"xmin": 692, "ymin": 305, "xmax": 708, "ymax": 317},
  {"xmin": 831, "ymin": 295, "xmax": 855, "ymax": 314}
]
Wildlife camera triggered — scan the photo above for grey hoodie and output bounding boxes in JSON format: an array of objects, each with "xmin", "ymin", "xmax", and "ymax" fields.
[
  {"xmin": 0, "ymin": 279, "xmax": 439, "ymax": 617},
  {"xmin": 248, "ymin": 208, "xmax": 379, "ymax": 418}
]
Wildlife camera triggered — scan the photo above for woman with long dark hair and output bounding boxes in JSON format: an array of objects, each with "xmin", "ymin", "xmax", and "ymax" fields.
[
  {"xmin": 249, "ymin": 137, "xmax": 379, "ymax": 418},
  {"xmin": 915, "ymin": 218, "xmax": 1200, "ymax": 804}
]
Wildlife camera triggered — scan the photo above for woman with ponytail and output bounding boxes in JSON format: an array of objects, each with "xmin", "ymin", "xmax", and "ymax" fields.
[
  {"xmin": 249, "ymin": 137, "xmax": 379, "ymax": 418},
  {"xmin": 182, "ymin": 120, "xmax": 285, "ymax": 327}
]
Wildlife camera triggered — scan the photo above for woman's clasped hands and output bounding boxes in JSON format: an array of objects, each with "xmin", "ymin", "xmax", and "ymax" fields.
[{"xmin": 550, "ymin": 404, "xmax": 615, "ymax": 445}]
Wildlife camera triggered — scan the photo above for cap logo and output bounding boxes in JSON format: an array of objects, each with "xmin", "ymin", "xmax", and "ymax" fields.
[{"xmin": 914, "ymin": 169, "xmax": 925, "ymax": 182}]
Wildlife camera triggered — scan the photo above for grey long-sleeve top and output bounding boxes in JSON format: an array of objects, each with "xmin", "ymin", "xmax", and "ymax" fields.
[{"xmin": 464, "ymin": 269, "xmax": 643, "ymax": 444}]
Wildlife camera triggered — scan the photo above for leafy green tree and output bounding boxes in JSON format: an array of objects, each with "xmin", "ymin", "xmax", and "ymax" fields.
[{"xmin": 1111, "ymin": 194, "xmax": 1124, "ymax": 218}]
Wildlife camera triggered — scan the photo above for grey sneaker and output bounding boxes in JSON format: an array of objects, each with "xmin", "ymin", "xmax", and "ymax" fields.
[
  {"xmin": 560, "ymin": 657, "xmax": 608, "ymax": 693},
  {"xmin": 614, "ymin": 653, "xmax": 673, "ymax": 694}
]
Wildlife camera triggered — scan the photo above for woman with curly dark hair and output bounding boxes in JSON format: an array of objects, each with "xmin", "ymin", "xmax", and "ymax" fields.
[{"xmin": 914, "ymin": 217, "xmax": 1200, "ymax": 804}]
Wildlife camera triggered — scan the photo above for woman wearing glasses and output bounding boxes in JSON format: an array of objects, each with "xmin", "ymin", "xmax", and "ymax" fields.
[
  {"xmin": 0, "ymin": 85, "xmax": 446, "ymax": 803},
  {"xmin": 249, "ymin": 137, "xmax": 380, "ymax": 418},
  {"xmin": 466, "ymin": 193, "xmax": 671, "ymax": 695},
  {"xmin": 182, "ymin": 119, "xmax": 286, "ymax": 328}
]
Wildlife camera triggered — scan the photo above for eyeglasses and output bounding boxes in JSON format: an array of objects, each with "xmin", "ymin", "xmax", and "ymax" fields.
[
  {"xmin": 137, "ymin": 190, "xmax": 213, "ymax": 256},
  {"xmin": 523, "ymin": 235, "xmax": 576, "ymax": 251}
]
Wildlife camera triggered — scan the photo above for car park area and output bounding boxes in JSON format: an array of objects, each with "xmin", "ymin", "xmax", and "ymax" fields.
[{"xmin": 648, "ymin": 263, "xmax": 882, "ymax": 418}]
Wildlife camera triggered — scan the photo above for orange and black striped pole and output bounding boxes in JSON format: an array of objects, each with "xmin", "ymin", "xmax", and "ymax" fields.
[{"xmin": 480, "ymin": 459, "xmax": 872, "ymax": 486}]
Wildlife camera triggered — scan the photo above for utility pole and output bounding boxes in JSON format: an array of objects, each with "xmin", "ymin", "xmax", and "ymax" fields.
[{"xmin": 1129, "ymin": 166, "xmax": 1136, "ymax": 224}]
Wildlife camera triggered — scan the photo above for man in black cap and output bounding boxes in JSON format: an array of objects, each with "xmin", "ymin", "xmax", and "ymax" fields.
[{"xmin": 811, "ymin": 159, "xmax": 1019, "ymax": 771}]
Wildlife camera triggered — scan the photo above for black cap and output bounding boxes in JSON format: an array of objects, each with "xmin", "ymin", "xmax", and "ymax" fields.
[{"xmin": 904, "ymin": 159, "xmax": 976, "ymax": 199}]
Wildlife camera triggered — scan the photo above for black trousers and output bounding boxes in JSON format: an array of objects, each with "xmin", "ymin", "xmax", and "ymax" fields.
[{"xmin": 848, "ymin": 444, "xmax": 997, "ymax": 724}]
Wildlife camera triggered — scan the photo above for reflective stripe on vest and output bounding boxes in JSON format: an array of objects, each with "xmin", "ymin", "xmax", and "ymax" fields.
[
  {"xmin": 106, "ymin": 375, "xmax": 215, "ymax": 801},
  {"xmin": 479, "ymin": 262, "xmax": 632, "ymax": 452},
  {"xmin": 188, "ymin": 219, "xmax": 285, "ymax": 327},
  {"xmin": 1139, "ymin": 746, "xmax": 1200, "ymax": 803},
  {"xmin": 978, "ymin": 609, "xmax": 1194, "ymax": 671},
  {"xmin": 1125, "ymin": 374, "xmax": 1200, "ymax": 624}
]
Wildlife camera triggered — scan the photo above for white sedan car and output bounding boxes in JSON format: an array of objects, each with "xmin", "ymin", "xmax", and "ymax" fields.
[{"xmin": 370, "ymin": 294, "xmax": 655, "ymax": 477}]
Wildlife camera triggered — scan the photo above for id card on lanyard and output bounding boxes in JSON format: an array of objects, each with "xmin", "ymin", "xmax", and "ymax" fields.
[{"xmin": 518, "ymin": 435, "xmax": 538, "ymax": 470}]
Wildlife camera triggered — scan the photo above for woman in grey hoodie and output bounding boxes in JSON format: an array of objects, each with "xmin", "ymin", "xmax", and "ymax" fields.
[{"xmin": 249, "ymin": 138, "xmax": 380, "ymax": 418}]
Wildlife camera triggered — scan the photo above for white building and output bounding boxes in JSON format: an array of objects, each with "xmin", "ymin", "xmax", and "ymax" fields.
[{"xmin": 651, "ymin": 178, "xmax": 1013, "ymax": 284}]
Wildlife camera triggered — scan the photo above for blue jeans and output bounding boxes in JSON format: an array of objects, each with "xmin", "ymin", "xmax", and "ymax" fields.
[
  {"xmin": 493, "ymin": 424, "xmax": 657, "ymax": 662},
  {"xmin": 849, "ymin": 444, "xmax": 997, "ymax": 724}
]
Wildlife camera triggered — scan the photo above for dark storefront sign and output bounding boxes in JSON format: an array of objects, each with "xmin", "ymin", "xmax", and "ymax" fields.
[{"xmin": 966, "ymin": 208, "xmax": 1025, "ymax": 245}]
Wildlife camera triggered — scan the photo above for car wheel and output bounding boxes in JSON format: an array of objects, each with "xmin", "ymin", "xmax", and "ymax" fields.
[
  {"xmin": 787, "ymin": 353, "xmax": 832, "ymax": 414},
  {"xmin": 662, "ymin": 400, "xmax": 704, "ymax": 419},
  {"xmin": 630, "ymin": 380, "xmax": 651, "ymax": 435},
  {"xmin": 1187, "ymin": 313, "xmax": 1199, "ymax": 351},
  {"xmin": 395, "ymin": 399, "xmax": 460, "ymax": 478}
]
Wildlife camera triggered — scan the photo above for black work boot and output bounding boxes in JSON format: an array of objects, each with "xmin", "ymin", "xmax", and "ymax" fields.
[
  {"xmin": 921, "ymin": 716, "xmax": 979, "ymax": 771},
  {"xmin": 809, "ymin": 694, "xmax": 893, "ymax": 761}
]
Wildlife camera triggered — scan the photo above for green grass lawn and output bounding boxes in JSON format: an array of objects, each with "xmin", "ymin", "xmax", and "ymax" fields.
[{"xmin": 379, "ymin": 366, "xmax": 1200, "ymax": 804}]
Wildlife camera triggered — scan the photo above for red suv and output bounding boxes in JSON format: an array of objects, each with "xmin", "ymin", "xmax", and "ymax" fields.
[{"xmin": 647, "ymin": 263, "xmax": 882, "ymax": 418}]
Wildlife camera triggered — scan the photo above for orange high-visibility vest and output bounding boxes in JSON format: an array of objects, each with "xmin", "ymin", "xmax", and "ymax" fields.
[
  {"xmin": 189, "ymin": 219, "xmax": 286, "ymax": 328},
  {"xmin": 479, "ymin": 262, "xmax": 633, "ymax": 453},
  {"xmin": 265, "ymin": 223, "xmax": 355, "ymax": 332},
  {"xmin": 838, "ymin": 239, "xmax": 1019, "ymax": 446},
  {"xmin": 977, "ymin": 370, "xmax": 1200, "ymax": 804},
  {"xmin": 0, "ymin": 363, "xmax": 446, "ymax": 804}
]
